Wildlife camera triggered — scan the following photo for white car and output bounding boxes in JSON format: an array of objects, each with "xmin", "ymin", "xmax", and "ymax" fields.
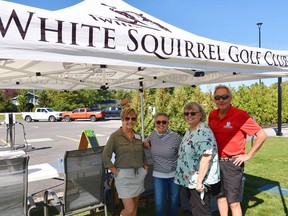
[{"xmin": 22, "ymin": 108, "xmax": 62, "ymax": 122}]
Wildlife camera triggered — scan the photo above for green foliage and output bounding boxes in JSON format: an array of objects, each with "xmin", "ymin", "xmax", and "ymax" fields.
[
  {"xmin": 233, "ymin": 84, "xmax": 278, "ymax": 125},
  {"xmin": 1, "ymin": 100, "xmax": 18, "ymax": 112},
  {"xmin": 0, "ymin": 91, "xmax": 18, "ymax": 112},
  {"xmin": 17, "ymin": 89, "xmax": 30, "ymax": 111},
  {"xmin": 271, "ymin": 81, "xmax": 288, "ymax": 123},
  {"xmin": 132, "ymin": 91, "xmax": 148, "ymax": 136},
  {"xmin": 37, "ymin": 90, "xmax": 52, "ymax": 108},
  {"xmin": 167, "ymin": 87, "xmax": 187, "ymax": 135},
  {"xmin": 282, "ymin": 82, "xmax": 288, "ymax": 123},
  {"xmin": 113, "ymin": 90, "xmax": 133, "ymax": 100},
  {"xmin": 2, "ymin": 81, "xmax": 288, "ymax": 129}
]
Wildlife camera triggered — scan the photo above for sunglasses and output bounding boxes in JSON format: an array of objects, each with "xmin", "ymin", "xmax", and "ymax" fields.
[
  {"xmin": 184, "ymin": 112, "xmax": 199, "ymax": 116},
  {"xmin": 214, "ymin": 94, "xmax": 230, "ymax": 101},
  {"xmin": 124, "ymin": 117, "xmax": 137, "ymax": 121},
  {"xmin": 155, "ymin": 120, "xmax": 168, "ymax": 125}
]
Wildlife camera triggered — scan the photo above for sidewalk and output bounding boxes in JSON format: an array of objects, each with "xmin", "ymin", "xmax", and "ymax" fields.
[{"xmin": 263, "ymin": 125, "xmax": 288, "ymax": 137}]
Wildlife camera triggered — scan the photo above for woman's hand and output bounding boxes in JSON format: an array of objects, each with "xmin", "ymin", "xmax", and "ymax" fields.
[
  {"xmin": 110, "ymin": 167, "xmax": 119, "ymax": 176},
  {"xmin": 143, "ymin": 140, "xmax": 151, "ymax": 149},
  {"xmin": 196, "ymin": 182, "xmax": 204, "ymax": 192}
]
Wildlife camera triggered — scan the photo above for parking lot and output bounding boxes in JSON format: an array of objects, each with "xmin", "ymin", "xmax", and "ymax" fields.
[{"xmin": 0, "ymin": 119, "xmax": 121, "ymax": 198}]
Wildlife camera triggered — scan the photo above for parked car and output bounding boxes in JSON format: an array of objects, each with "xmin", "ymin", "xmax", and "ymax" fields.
[
  {"xmin": 22, "ymin": 107, "xmax": 62, "ymax": 122},
  {"xmin": 61, "ymin": 108, "xmax": 105, "ymax": 122},
  {"xmin": 102, "ymin": 106, "xmax": 122, "ymax": 119}
]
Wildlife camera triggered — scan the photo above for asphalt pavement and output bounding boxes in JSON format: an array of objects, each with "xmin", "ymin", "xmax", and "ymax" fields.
[{"xmin": 0, "ymin": 119, "xmax": 122, "ymax": 200}]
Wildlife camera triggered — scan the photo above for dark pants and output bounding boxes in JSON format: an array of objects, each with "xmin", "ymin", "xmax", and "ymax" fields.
[{"xmin": 189, "ymin": 188, "xmax": 212, "ymax": 216}]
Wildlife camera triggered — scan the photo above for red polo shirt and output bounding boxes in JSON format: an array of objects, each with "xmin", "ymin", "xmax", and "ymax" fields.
[{"xmin": 208, "ymin": 105, "xmax": 261, "ymax": 158}]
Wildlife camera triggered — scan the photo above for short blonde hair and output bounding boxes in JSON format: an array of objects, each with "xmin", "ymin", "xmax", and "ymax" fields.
[{"xmin": 120, "ymin": 107, "xmax": 138, "ymax": 119}]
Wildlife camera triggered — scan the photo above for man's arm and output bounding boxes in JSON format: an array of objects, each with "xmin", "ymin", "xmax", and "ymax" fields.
[
  {"xmin": 234, "ymin": 129, "xmax": 267, "ymax": 166},
  {"xmin": 247, "ymin": 129, "xmax": 267, "ymax": 157}
]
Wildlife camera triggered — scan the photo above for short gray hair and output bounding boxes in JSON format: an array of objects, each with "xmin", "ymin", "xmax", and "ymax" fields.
[
  {"xmin": 214, "ymin": 84, "xmax": 233, "ymax": 98},
  {"xmin": 183, "ymin": 102, "xmax": 206, "ymax": 122},
  {"xmin": 154, "ymin": 112, "xmax": 169, "ymax": 121}
]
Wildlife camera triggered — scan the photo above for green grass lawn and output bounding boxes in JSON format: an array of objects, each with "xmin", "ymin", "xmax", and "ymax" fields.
[
  {"xmin": 0, "ymin": 113, "xmax": 22, "ymax": 121},
  {"xmin": 241, "ymin": 136, "xmax": 288, "ymax": 216},
  {"xmin": 30, "ymin": 136, "xmax": 288, "ymax": 216}
]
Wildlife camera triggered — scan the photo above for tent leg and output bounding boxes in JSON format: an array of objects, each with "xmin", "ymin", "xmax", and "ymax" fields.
[
  {"xmin": 140, "ymin": 91, "xmax": 145, "ymax": 141},
  {"xmin": 277, "ymin": 77, "xmax": 283, "ymax": 136}
]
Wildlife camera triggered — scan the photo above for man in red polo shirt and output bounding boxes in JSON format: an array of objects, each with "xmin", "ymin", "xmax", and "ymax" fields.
[{"xmin": 208, "ymin": 84, "xmax": 267, "ymax": 216}]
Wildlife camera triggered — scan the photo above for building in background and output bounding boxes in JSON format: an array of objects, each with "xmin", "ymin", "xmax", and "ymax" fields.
[{"xmin": 11, "ymin": 92, "xmax": 38, "ymax": 106}]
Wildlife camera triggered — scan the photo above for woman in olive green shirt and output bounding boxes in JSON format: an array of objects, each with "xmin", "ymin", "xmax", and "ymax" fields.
[{"xmin": 102, "ymin": 107, "xmax": 148, "ymax": 216}]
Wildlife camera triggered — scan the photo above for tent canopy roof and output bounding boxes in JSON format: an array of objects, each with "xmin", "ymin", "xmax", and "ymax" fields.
[{"xmin": 1, "ymin": 0, "xmax": 288, "ymax": 90}]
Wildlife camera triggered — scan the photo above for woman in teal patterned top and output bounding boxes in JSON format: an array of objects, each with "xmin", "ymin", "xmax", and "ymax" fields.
[{"xmin": 174, "ymin": 102, "xmax": 220, "ymax": 216}]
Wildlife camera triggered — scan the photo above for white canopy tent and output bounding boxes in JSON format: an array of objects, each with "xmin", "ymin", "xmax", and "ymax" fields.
[
  {"xmin": 1, "ymin": 0, "xmax": 288, "ymax": 91},
  {"xmin": 0, "ymin": 0, "xmax": 287, "ymax": 139}
]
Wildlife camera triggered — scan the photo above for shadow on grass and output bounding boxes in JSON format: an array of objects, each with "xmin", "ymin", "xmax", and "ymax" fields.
[
  {"xmin": 30, "ymin": 173, "xmax": 287, "ymax": 216},
  {"xmin": 242, "ymin": 173, "xmax": 288, "ymax": 215}
]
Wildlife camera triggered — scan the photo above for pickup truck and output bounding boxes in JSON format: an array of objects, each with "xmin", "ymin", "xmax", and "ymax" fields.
[
  {"xmin": 61, "ymin": 108, "xmax": 105, "ymax": 122},
  {"xmin": 102, "ymin": 106, "xmax": 122, "ymax": 118},
  {"xmin": 22, "ymin": 108, "xmax": 63, "ymax": 122}
]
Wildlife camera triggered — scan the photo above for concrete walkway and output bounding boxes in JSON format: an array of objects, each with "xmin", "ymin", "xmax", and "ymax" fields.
[{"xmin": 263, "ymin": 126, "xmax": 288, "ymax": 137}]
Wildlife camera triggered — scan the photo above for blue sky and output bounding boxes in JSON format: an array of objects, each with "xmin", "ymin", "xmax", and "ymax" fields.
[{"xmin": 5, "ymin": 0, "xmax": 288, "ymax": 90}]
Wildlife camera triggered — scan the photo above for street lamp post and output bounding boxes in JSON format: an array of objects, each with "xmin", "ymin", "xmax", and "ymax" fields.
[
  {"xmin": 256, "ymin": 23, "xmax": 263, "ymax": 84},
  {"xmin": 256, "ymin": 22, "xmax": 263, "ymax": 48},
  {"xmin": 256, "ymin": 22, "xmax": 283, "ymax": 136}
]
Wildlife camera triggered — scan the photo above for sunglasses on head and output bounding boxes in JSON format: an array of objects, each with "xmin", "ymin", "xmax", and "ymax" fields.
[
  {"xmin": 155, "ymin": 120, "xmax": 168, "ymax": 125},
  {"xmin": 214, "ymin": 94, "xmax": 230, "ymax": 101},
  {"xmin": 184, "ymin": 111, "xmax": 199, "ymax": 116},
  {"xmin": 124, "ymin": 117, "xmax": 137, "ymax": 121}
]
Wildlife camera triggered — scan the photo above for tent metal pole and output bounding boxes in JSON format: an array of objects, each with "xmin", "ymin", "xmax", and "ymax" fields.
[
  {"xmin": 140, "ymin": 91, "xmax": 145, "ymax": 141},
  {"xmin": 277, "ymin": 77, "xmax": 283, "ymax": 136},
  {"xmin": 139, "ymin": 81, "xmax": 145, "ymax": 141}
]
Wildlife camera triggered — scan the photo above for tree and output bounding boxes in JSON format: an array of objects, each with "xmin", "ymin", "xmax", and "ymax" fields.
[
  {"xmin": 1, "ymin": 80, "xmax": 287, "ymax": 127},
  {"xmin": 17, "ymin": 90, "xmax": 30, "ymax": 111},
  {"xmin": 114, "ymin": 90, "xmax": 133, "ymax": 101},
  {"xmin": 3, "ymin": 89, "xmax": 18, "ymax": 100},
  {"xmin": 234, "ymin": 84, "xmax": 276, "ymax": 125},
  {"xmin": 37, "ymin": 90, "xmax": 52, "ymax": 108},
  {"xmin": 166, "ymin": 87, "xmax": 187, "ymax": 135},
  {"xmin": 2, "ymin": 99, "xmax": 18, "ymax": 112}
]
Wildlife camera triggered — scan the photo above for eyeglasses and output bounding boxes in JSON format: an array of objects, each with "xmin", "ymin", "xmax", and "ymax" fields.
[
  {"xmin": 184, "ymin": 112, "xmax": 199, "ymax": 116},
  {"xmin": 124, "ymin": 117, "xmax": 137, "ymax": 121},
  {"xmin": 214, "ymin": 94, "xmax": 230, "ymax": 101},
  {"xmin": 155, "ymin": 120, "xmax": 168, "ymax": 125}
]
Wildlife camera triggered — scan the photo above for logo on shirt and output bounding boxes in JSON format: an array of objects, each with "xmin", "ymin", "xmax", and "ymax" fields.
[{"xmin": 224, "ymin": 121, "xmax": 233, "ymax": 128}]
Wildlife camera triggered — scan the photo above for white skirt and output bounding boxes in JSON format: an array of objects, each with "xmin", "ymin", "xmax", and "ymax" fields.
[{"xmin": 115, "ymin": 167, "xmax": 147, "ymax": 199}]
